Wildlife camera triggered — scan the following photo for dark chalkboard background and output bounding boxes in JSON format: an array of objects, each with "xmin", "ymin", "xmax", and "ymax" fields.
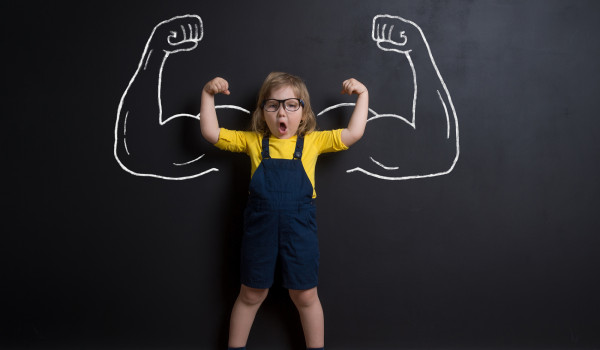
[{"xmin": 3, "ymin": 1, "xmax": 600, "ymax": 349}]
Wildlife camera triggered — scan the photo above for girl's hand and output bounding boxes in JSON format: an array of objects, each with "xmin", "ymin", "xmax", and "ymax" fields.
[
  {"xmin": 204, "ymin": 77, "xmax": 230, "ymax": 95},
  {"xmin": 341, "ymin": 78, "xmax": 367, "ymax": 96}
]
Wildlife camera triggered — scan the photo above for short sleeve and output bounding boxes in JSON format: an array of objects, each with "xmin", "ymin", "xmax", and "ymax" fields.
[
  {"xmin": 311, "ymin": 129, "xmax": 349, "ymax": 154},
  {"xmin": 214, "ymin": 128, "xmax": 250, "ymax": 153}
]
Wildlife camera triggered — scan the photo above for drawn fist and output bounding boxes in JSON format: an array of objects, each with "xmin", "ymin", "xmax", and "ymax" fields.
[
  {"xmin": 149, "ymin": 14, "xmax": 203, "ymax": 54},
  {"xmin": 372, "ymin": 14, "xmax": 422, "ymax": 54}
]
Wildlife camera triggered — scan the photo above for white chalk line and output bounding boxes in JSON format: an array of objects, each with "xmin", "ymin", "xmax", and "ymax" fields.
[
  {"xmin": 174, "ymin": 154, "xmax": 204, "ymax": 166},
  {"xmin": 438, "ymin": 90, "xmax": 450, "ymax": 139},
  {"xmin": 317, "ymin": 103, "xmax": 379, "ymax": 118},
  {"xmin": 160, "ymin": 105, "xmax": 250, "ymax": 125},
  {"xmin": 370, "ymin": 157, "xmax": 399, "ymax": 170},
  {"xmin": 143, "ymin": 49, "xmax": 153, "ymax": 70}
]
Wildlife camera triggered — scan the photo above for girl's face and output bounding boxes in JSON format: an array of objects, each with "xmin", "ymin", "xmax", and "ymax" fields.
[{"xmin": 262, "ymin": 85, "xmax": 304, "ymax": 139}]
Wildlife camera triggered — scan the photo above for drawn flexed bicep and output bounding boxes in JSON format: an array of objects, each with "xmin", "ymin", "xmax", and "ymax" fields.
[
  {"xmin": 114, "ymin": 15, "xmax": 239, "ymax": 180},
  {"xmin": 347, "ymin": 14, "xmax": 459, "ymax": 180}
]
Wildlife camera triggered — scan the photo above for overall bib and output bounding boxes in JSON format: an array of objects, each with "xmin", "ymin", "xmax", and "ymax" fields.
[{"xmin": 241, "ymin": 135, "xmax": 319, "ymax": 290}]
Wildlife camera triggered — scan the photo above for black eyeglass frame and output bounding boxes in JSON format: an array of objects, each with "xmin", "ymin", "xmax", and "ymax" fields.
[{"xmin": 261, "ymin": 98, "xmax": 305, "ymax": 112}]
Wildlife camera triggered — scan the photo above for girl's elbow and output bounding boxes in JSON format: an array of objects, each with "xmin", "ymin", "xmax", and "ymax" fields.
[
  {"xmin": 352, "ymin": 128, "xmax": 365, "ymax": 143},
  {"xmin": 201, "ymin": 129, "xmax": 219, "ymax": 145},
  {"xmin": 343, "ymin": 129, "xmax": 364, "ymax": 147}
]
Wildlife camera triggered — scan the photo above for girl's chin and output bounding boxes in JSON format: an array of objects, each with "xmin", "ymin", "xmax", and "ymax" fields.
[
  {"xmin": 274, "ymin": 132, "xmax": 293, "ymax": 139},
  {"xmin": 271, "ymin": 130, "xmax": 294, "ymax": 139}
]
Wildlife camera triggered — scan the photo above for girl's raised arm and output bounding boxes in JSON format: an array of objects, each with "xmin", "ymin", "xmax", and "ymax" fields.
[
  {"xmin": 340, "ymin": 78, "xmax": 369, "ymax": 147},
  {"xmin": 200, "ymin": 77, "xmax": 231, "ymax": 144}
]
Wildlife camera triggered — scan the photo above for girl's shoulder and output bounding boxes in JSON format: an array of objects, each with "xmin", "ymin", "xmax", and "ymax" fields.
[
  {"xmin": 215, "ymin": 129, "xmax": 262, "ymax": 153},
  {"xmin": 219, "ymin": 128, "xmax": 258, "ymax": 139},
  {"xmin": 303, "ymin": 129, "xmax": 325, "ymax": 139},
  {"xmin": 304, "ymin": 129, "xmax": 342, "ymax": 139},
  {"xmin": 304, "ymin": 129, "xmax": 347, "ymax": 152}
]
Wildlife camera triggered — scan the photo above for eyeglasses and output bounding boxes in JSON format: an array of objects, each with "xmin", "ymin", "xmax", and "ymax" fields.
[{"xmin": 261, "ymin": 98, "xmax": 304, "ymax": 112}]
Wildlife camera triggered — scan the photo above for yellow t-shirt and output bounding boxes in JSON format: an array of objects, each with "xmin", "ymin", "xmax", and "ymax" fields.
[{"xmin": 215, "ymin": 128, "xmax": 348, "ymax": 198}]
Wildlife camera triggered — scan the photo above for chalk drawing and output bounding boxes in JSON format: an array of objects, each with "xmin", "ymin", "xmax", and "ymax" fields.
[
  {"xmin": 114, "ymin": 14, "xmax": 459, "ymax": 181},
  {"xmin": 320, "ymin": 15, "xmax": 459, "ymax": 180},
  {"xmin": 358, "ymin": 14, "xmax": 459, "ymax": 180}
]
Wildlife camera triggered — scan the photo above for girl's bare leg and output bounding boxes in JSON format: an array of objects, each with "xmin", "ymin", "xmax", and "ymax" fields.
[
  {"xmin": 289, "ymin": 287, "xmax": 324, "ymax": 348},
  {"xmin": 228, "ymin": 285, "xmax": 269, "ymax": 348}
]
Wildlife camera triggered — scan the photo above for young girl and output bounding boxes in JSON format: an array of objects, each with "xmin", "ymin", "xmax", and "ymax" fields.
[{"xmin": 200, "ymin": 72, "xmax": 368, "ymax": 350}]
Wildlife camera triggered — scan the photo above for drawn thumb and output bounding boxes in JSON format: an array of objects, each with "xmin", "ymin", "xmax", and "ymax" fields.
[{"xmin": 173, "ymin": 40, "xmax": 198, "ymax": 51}]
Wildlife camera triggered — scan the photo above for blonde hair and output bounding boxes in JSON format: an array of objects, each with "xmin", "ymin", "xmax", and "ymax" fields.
[{"xmin": 251, "ymin": 72, "xmax": 317, "ymax": 136}]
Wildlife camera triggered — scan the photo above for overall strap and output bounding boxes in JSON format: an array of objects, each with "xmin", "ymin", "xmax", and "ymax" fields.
[
  {"xmin": 293, "ymin": 135, "xmax": 305, "ymax": 160},
  {"xmin": 261, "ymin": 134, "xmax": 304, "ymax": 159},
  {"xmin": 261, "ymin": 135, "xmax": 270, "ymax": 159}
]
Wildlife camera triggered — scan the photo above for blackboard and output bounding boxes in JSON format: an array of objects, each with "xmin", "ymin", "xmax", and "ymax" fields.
[{"xmin": 4, "ymin": 1, "xmax": 600, "ymax": 349}]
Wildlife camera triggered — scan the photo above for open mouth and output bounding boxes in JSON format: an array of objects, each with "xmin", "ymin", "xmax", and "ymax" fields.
[{"xmin": 279, "ymin": 122, "xmax": 288, "ymax": 134}]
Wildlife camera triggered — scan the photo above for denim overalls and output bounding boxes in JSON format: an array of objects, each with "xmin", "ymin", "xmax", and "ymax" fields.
[{"xmin": 241, "ymin": 135, "xmax": 319, "ymax": 290}]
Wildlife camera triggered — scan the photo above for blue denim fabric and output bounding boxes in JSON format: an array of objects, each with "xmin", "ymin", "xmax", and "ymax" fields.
[{"xmin": 240, "ymin": 135, "xmax": 319, "ymax": 290}]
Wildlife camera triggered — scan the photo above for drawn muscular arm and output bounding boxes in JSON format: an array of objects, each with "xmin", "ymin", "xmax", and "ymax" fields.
[
  {"xmin": 345, "ymin": 15, "xmax": 459, "ymax": 180},
  {"xmin": 114, "ymin": 15, "xmax": 220, "ymax": 180}
]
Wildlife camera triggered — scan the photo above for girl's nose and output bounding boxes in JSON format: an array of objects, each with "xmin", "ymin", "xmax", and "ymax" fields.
[{"xmin": 277, "ymin": 103, "xmax": 287, "ymax": 116}]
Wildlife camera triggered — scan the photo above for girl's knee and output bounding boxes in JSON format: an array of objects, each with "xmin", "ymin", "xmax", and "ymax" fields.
[
  {"xmin": 239, "ymin": 285, "xmax": 269, "ymax": 306},
  {"xmin": 289, "ymin": 287, "xmax": 319, "ymax": 308}
]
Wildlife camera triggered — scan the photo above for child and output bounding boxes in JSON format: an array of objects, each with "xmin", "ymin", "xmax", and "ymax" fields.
[{"xmin": 200, "ymin": 72, "xmax": 368, "ymax": 350}]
